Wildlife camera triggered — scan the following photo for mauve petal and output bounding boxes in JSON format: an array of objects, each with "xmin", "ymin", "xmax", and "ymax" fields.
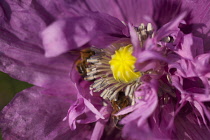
[
  {"xmin": 61, "ymin": 0, "xmax": 125, "ymax": 22},
  {"xmin": 90, "ymin": 106, "xmax": 111, "ymax": 140},
  {"xmin": 194, "ymin": 53, "xmax": 210, "ymax": 76},
  {"xmin": 175, "ymin": 112, "xmax": 210, "ymax": 140},
  {"xmin": 152, "ymin": 0, "xmax": 182, "ymax": 29},
  {"xmin": 169, "ymin": 59, "xmax": 197, "ymax": 78},
  {"xmin": 32, "ymin": 0, "xmax": 62, "ymax": 19},
  {"xmin": 0, "ymin": 0, "xmax": 10, "ymax": 24},
  {"xmin": 41, "ymin": 12, "xmax": 126, "ymax": 57},
  {"xmin": 83, "ymin": 98, "xmax": 104, "ymax": 119},
  {"xmin": 0, "ymin": 86, "xmax": 88, "ymax": 139},
  {"xmin": 120, "ymin": 96, "xmax": 157, "ymax": 127},
  {"xmin": 91, "ymin": 119, "xmax": 108, "ymax": 140},
  {"xmin": 66, "ymin": 98, "xmax": 85, "ymax": 130},
  {"xmin": 65, "ymin": 82, "xmax": 107, "ymax": 131},
  {"xmin": 0, "ymin": 28, "xmax": 78, "ymax": 88},
  {"xmin": 191, "ymin": 36, "xmax": 204, "ymax": 56},
  {"xmin": 41, "ymin": 19, "xmax": 72, "ymax": 57},
  {"xmin": 61, "ymin": 0, "xmax": 153, "ymax": 26},
  {"xmin": 10, "ymin": 10, "xmax": 45, "ymax": 45},
  {"xmin": 128, "ymin": 23, "xmax": 140, "ymax": 54},
  {"xmin": 77, "ymin": 105, "xmax": 112, "ymax": 125},
  {"xmin": 156, "ymin": 12, "xmax": 187, "ymax": 41},
  {"xmin": 153, "ymin": 102, "xmax": 176, "ymax": 138},
  {"xmin": 0, "ymin": 0, "xmax": 46, "ymax": 46},
  {"xmin": 117, "ymin": 81, "xmax": 158, "ymax": 131},
  {"xmin": 48, "ymin": 124, "xmax": 92, "ymax": 140},
  {"xmin": 0, "ymin": 54, "xmax": 76, "ymax": 89},
  {"xmin": 136, "ymin": 50, "xmax": 168, "ymax": 63},
  {"xmin": 0, "ymin": 0, "xmax": 74, "ymax": 46},
  {"xmin": 76, "ymin": 111, "xmax": 98, "ymax": 124},
  {"xmin": 114, "ymin": 0, "xmax": 153, "ymax": 26},
  {"xmin": 176, "ymin": 34, "xmax": 204, "ymax": 60},
  {"xmin": 135, "ymin": 49, "xmax": 168, "ymax": 71},
  {"xmin": 122, "ymin": 121, "xmax": 156, "ymax": 140},
  {"xmin": 121, "ymin": 103, "xmax": 175, "ymax": 140},
  {"xmin": 193, "ymin": 101, "xmax": 209, "ymax": 125},
  {"xmin": 74, "ymin": 83, "xmax": 105, "ymax": 119},
  {"xmin": 182, "ymin": 0, "xmax": 210, "ymax": 52}
]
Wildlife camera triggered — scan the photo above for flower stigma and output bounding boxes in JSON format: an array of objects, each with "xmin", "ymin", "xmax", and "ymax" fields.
[{"xmin": 109, "ymin": 45, "xmax": 141, "ymax": 83}]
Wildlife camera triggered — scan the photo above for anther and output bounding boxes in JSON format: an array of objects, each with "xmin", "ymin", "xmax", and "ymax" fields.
[
  {"xmin": 135, "ymin": 23, "xmax": 154, "ymax": 46},
  {"xmin": 87, "ymin": 58, "xmax": 99, "ymax": 63},
  {"xmin": 147, "ymin": 23, "xmax": 153, "ymax": 37}
]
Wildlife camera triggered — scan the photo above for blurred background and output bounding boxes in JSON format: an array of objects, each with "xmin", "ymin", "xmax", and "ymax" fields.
[{"xmin": 0, "ymin": 72, "xmax": 32, "ymax": 140}]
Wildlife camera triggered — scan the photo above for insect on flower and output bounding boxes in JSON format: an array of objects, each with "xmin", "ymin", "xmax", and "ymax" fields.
[
  {"xmin": 75, "ymin": 48, "xmax": 95, "ymax": 77},
  {"xmin": 111, "ymin": 91, "xmax": 131, "ymax": 129}
]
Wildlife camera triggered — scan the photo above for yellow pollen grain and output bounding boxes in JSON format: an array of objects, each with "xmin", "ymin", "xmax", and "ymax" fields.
[{"xmin": 109, "ymin": 45, "xmax": 141, "ymax": 83}]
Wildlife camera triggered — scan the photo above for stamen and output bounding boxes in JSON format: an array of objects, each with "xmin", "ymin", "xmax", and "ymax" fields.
[
  {"xmin": 87, "ymin": 58, "xmax": 99, "ymax": 63},
  {"xmin": 74, "ymin": 26, "xmax": 160, "ymax": 121},
  {"xmin": 109, "ymin": 85, "xmax": 127, "ymax": 101},
  {"xmin": 125, "ymin": 84, "xmax": 133, "ymax": 96},
  {"xmin": 81, "ymin": 44, "xmax": 142, "ymax": 105},
  {"xmin": 91, "ymin": 47, "xmax": 104, "ymax": 53},
  {"xmin": 135, "ymin": 23, "xmax": 154, "ymax": 46}
]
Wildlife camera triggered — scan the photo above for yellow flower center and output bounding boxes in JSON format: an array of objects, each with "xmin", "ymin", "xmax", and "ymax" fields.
[{"xmin": 109, "ymin": 45, "xmax": 141, "ymax": 83}]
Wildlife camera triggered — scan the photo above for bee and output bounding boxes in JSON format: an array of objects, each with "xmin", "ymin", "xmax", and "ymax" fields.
[
  {"xmin": 74, "ymin": 48, "xmax": 95, "ymax": 77},
  {"xmin": 111, "ymin": 92, "xmax": 131, "ymax": 129}
]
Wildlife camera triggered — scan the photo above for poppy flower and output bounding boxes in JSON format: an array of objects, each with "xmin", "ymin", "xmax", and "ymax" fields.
[{"xmin": 1, "ymin": 0, "xmax": 210, "ymax": 140}]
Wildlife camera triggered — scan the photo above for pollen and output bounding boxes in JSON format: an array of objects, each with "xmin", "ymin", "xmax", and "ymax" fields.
[{"xmin": 109, "ymin": 45, "xmax": 141, "ymax": 83}]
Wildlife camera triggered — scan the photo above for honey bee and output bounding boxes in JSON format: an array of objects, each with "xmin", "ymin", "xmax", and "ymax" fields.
[
  {"xmin": 111, "ymin": 92, "xmax": 131, "ymax": 129},
  {"xmin": 74, "ymin": 48, "xmax": 95, "ymax": 77}
]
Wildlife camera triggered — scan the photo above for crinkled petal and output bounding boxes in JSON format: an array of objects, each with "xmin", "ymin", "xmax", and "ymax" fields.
[
  {"xmin": 83, "ymin": 98, "xmax": 104, "ymax": 119},
  {"xmin": 59, "ymin": 0, "xmax": 125, "ymax": 22},
  {"xmin": 0, "ymin": 0, "xmax": 50, "ymax": 46},
  {"xmin": 65, "ymin": 98, "xmax": 86, "ymax": 130},
  {"xmin": 182, "ymin": 0, "xmax": 210, "ymax": 52},
  {"xmin": 128, "ymin": 23, "xmax": 140, "ymax": 50},
  {"xmin": 194, "ymin": 53, "xmax": 210, "ymax": 76},
  {"xmin": 117, "ymin": 81, "xmax": 158, "ymax": 126},
  {"xmin": 152, "ymin": 0, "xmax": 182, "ymax": 29},
  {"xmin": 91, "ymin": 119, "xmax": 106, "ymax": 140},
  {"xmin": 0, "ymin": 28, "xmax": 77, "ymax": 88},
  {"xmin": 65, "ymin": 83, "xmax": 106, "ymax": 131},
  {"xmin": 122, "ymin": 121, "xmax": 156, "ymax": 140},
  {"xmin": 75, "ymin": 83, "xmax": 105, "ymax": 119},
  {"xmin": 0, "ymin": 86, "xmax": 91, "ymax": 139},
  {"xmin": 91, "ymin": 106, "xmax": 112, "ymax": 140},
  {"xmin": 175, "ymin": 112, "xmax": 210, "ymax": 140},
  {"xmin": 62, "ymin": 0, "xmax": 153, "ymax": 26},
  {"xmin": 114, "ymin": 0, "xmax": 153, "ymax": 26},
  {"xmin": 135, "ymin": 49, "xmax": 168, "ymax": 71},
  {"xmin": 41, "ymin": 12, "xmax": 126, "ymax": 57},
  {"xmin": 176, "ymin": 34, "xmax": 204, "ymax": 60},
  {"xmin": 0, "ymin": 0, "xmax": 78, "ymax": 46},
  {"xmin": 136, "ymin": 50, "xmax": 168, "ymax": 63},
  {"xmin": 169, "ymin": 59, "xmax": 197, "ymax": 78},
  {"xmin": 156, "ymin": 12, "xmax": 187, "ymax": 41}
]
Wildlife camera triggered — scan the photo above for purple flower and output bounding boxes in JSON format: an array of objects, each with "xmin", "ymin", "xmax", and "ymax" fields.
[{"xmin": 1, "ymin": 0, "xmax": 210, "ymax": 140}]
